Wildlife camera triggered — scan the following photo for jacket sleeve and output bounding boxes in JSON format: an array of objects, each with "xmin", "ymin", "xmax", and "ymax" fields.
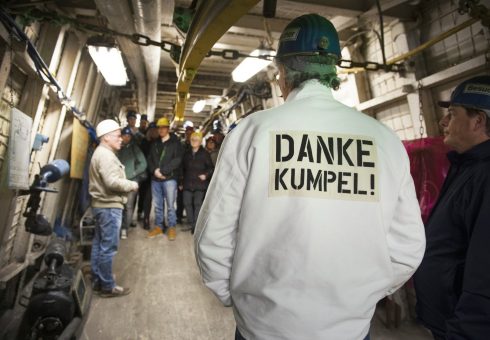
[
  {"xmin": 161, "ymin": 140, "xmax": 183, "ymax": 176},
  {"xmin": 386, "ymin": 151, "xmax": 426, "ymax": 294},
  {"xmin": 98, "ymin": 155, "xmax": 138, "ymax": 193},
  {"xmin": 445, "ymin": 175, "xmax": 490, "ymax": 339},
  {"xmin": 203, "ymin": 150, "xmax": 214, "ymax": 179},
  {"xmin": 147, "ymin": 142, "xmax": 159, "ymax": 174},
  {"xmin": 194, "ymin": 129, "xmax": 247, "ymax": 306},
  {"xmin": 133, "ymin": 144, "xmax": 148, "ymax": 175}
]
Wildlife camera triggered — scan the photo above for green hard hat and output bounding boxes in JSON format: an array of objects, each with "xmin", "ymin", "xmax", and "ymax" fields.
[{"xmin": 276, "ymin": 14, "xmax": 341, "ymax": 59}]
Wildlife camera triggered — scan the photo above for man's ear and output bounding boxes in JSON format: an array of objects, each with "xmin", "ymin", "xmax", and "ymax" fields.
[{"xmin": 474, "ymin": 111, "xmax": 487, "ymax": 131}]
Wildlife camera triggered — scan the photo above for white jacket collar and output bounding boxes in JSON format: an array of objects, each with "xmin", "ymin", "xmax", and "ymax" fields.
[{"xmin": 285, "ymin": 79, "xmax": 334, "ymax": 102}]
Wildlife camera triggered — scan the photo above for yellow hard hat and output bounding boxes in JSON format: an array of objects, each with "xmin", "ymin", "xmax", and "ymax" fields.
[
  {"xmin": 156, "ymin": 117, "xmax": 170, "ymax": 127},
  {"xmin": 191, "ymin": 131, "xmax": 203, "ymax": 140}
]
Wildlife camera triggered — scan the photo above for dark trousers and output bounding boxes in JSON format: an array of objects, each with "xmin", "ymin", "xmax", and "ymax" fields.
[
  {"xmin": 235, "ymin": 328, "xmax": 370, "ymax": 340},
  {"xmin": 137, "ymin": 178, "xmax": 147, "ymax": 215},
  {"xmin": 138, "ymin": 178, "xmax": 152, "ymax": 227},
  {"xmin": 183, "ymin": 190, "xmax": 205, "ymax": 231},
  {"xmin": 176, "ymin": 186, "xmax": 184, "ymax": 222}
]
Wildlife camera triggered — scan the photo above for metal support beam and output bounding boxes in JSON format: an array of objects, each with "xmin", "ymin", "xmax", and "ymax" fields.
[{"xmin": 175, "ymin": 0, "xmax": 260, "ymax": 123}]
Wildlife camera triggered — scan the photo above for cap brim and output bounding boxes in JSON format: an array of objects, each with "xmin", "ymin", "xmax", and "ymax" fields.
[{"xmin": 438, "ymin": 100, "xmax": 451, "ymax": 108}]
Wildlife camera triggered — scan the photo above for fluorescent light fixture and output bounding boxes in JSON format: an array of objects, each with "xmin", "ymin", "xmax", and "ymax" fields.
[
  {"xmin": 192, "ymin": 99, "xmax": 206, "ymax": 113},
  {"xmin": 232, "ymin": 49, "xmax": 276, "ymax": 83},
  {"xmin": 88, "ymin": 45, "xmax": 128, "ymax": 86}
]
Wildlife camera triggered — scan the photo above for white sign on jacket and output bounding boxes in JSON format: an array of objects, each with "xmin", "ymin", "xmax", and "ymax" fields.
[{"xmin": 194, "ymin": 79, "xmax": 426, "ymax": 340}]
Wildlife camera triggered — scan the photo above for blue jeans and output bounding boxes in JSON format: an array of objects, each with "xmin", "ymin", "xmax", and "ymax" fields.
[
  {"xmin": 152, "ymin": 179, "xmax": 177, "ymax": 228},
  {"xmin": 91, "ymin": 207, "xmax": 122, "ymax": 291},
  {"xmin": 235, "ymin": 328, "xmax": 370, "ymax": 340}
]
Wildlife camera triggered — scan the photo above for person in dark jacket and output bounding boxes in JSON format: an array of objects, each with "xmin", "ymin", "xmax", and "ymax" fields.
[
  {"xmin": 146, "ymin": 117, "xmax": 183, "ymax": 240},
  {"xmin": 126, "ymin": 110, "xmax": 144, "ymax": 144},
  {"xmin": 176, "ymin": 125, "xmax": 195, "ymax": 224},
  {"xmin": 182, "ymin": 131, "xmax": 213, "ymax": 233},
  {"xmin": 205, "ymin": 136, "xmax": 219, "ymax": 166},
  {"xmin": 414, "ymin": 75, "xmax": 490, "ymax": 340},
  {"xmin": 139, "ymin": 114, "xmax": 149, "ymax": 136},
  {"xmin": 117, "ymin": 127, "xmax": 148, "ymax": 239},
  {"xmin": 137, "ymin": 121, "xmax": 158, "ymax": 229}
]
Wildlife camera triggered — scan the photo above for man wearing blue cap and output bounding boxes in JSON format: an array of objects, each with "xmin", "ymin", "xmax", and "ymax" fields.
[
  {"xmin": 414, "ymin": 75, "xmax": 490, "ymax": 340},
  {"xmin": 195, "ymin": 14, "xmax": 425, "ymax": 340},
  {"xmin": 139, "ymin": 114, "xmax": 149, "ymax": 135},
  {"xmin": 126, "ymin": 110, "xmax": 144, "ymax": 144},
  {"xmin": 117, "ymin": 127, "xmax": 147, "ymax": 238}
]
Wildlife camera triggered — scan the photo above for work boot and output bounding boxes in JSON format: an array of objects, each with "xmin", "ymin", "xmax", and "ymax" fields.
[
  {"xmin": 180, "ymin": 224, "xmax": 192, "ymax": 232},
  {"xmin": 92, "ymin": 282, "xmax": 101, "ymax": 294},
  {"xmin": 147, "ymin": 227, "xmax": 163, "ymax": 238},
  {"xmin": 100, "ymin": 285, "xmax": 131, "ymax": 298},
  {"xmin": 167, "ymin": 227, "xmax": 176, "ymax": 241}
]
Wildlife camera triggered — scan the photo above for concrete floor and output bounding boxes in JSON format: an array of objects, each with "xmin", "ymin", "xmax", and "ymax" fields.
[{"xmin": 81, "ymin": 225, "xmax": 434, "ymax": 340}]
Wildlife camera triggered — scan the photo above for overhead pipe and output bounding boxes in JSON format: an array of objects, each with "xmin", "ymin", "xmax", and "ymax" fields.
[
  {"xmin": 132, "ymin": 0, "xmax": 162, "ymax": 121},
  {"xmin": 93, "ymin": 0, "xmax": 148, "ymax": 115},
  {"xmin": 175, "ymin": 0, "xmax": 260, "ymax": 123},
  {"xmin": 388, "ymin": 17, "xmax": 478, "ymax": 64},
  {"xmin": 338, "ymin": 17, "xmax": 480, "ymax": 74}
]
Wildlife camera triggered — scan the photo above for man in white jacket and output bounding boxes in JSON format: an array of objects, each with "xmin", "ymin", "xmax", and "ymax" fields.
[{"xmin": 195, "ymin": 14, "xmax": 425, "ymax": 340}]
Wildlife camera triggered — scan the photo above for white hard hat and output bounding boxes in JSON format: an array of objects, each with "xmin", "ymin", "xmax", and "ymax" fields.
[
  {"xmin": 96, "ymin": 119, "xmax": 121, "ymax": 138},
  {"xmin": 183, "ymin": 120, "xmax": 194, "ymax": 129}
]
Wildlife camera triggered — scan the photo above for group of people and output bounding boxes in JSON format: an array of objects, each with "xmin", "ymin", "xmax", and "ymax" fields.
[
  {"xmin": 88, "ymin": 12, "xmax": 490, "ymax": 340},
  {"xmin": 88, "ymin": 112, "xmax": 221, "ymax": 297},
  {"xmin": 118, "ymin": 112, "xmax": 222, "ymax": 239}
]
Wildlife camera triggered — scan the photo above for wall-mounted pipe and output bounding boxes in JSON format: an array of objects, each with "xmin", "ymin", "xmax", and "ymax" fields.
[
  {"xmin": 339, "ymin": 17, "xmax": 480, "ymax": 74},
  {"xmin": 388, "ymin": 17, "xmax": 478, "ymax": 64}
]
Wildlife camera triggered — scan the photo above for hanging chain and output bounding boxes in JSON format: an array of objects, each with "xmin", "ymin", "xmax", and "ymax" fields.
[
  {"xmin": 11, "ymin": 8, "xmax": 405, "ymax": 73},
  {"xmin": 8, "ymin": 30, "xmax": 15, "ymax": 108},
  {"xmin": 337, "ymin": 59, "xmax": 404, "ymax": 72},
  {"xmin": 418, "ymin": 82, "xmax": 425, "ymax": 138}
]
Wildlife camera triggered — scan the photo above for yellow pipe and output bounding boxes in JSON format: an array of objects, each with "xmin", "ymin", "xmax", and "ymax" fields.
[
  {"xmin": 174, "ymin": 0, "xmax": 260, "ymax": 121},
  {"xmin": 387, "ymin": 17, "xmax": 478, "ymax": 64},
  {"xmin": 338, "ymin": 17, "xmax": 479, "ymax": 74}
]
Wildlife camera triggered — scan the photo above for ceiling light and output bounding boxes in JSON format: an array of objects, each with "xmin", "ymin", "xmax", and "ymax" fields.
[
  {"xmin": 87, "ymin": 42, "xmax": 128, "ymax": 86},
  {"xmin": 232, "ymin": 49, "xmax": 276, "ymax": 83},
  {"xmin": 192, "ymin": 99, "xmax": 206, "ymax": 113}
]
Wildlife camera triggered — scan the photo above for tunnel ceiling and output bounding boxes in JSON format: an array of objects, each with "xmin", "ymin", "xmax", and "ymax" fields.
[{"xmin": 6, "ymin": 0, "xmax": 420, "ymax": 126}]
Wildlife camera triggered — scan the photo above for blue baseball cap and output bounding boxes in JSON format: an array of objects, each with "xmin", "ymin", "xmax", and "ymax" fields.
[
  {"xmin": 439, "ymin": 75, "xmax": 490, "ymax": 112},
  {"xmin": 126, "ymin": 111, "xmax": 137, "ymax": 119},
  {"xmin": 148, "ymin": 122, "xmax": 157, "ymax": 129},
  {"xmin": 121, "ymin": 126, "xmax": 132, "ymax": 135}
]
